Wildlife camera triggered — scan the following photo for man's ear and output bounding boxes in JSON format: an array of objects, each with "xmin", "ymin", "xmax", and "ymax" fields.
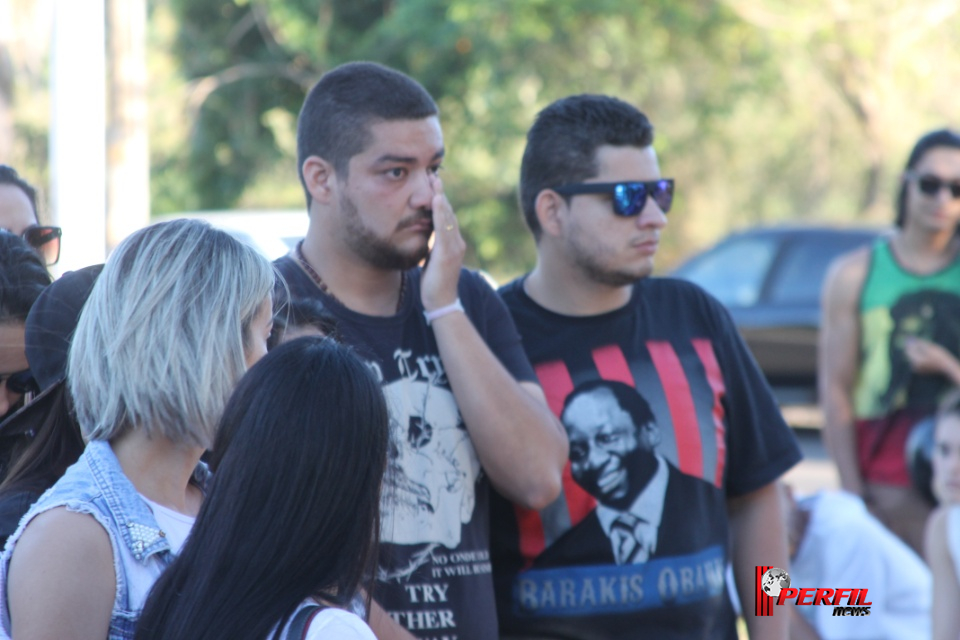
[
  {"xmin": 535, "ymin": 189, "xmax": 567, "ymax": 238},
  {"xmin": 302, "ymin": 156, "xmax": 336, "ymax": 204}
]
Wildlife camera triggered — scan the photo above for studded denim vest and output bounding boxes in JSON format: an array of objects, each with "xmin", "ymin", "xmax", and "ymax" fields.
[{"xmin": 0, "ymin": 440, "xmax": 209, "ymax": 640}]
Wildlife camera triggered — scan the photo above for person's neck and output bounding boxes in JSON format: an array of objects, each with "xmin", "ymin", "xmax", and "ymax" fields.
[
  {"xmin": 892, "ymin": 224, "xmax": 960, "ymax": 274},
  {"xmin": 300, "ymin": 228, "xmax": 404, "ymax": 317},
  {"xmin": 110, "ymin": 430, "xmax": 205, "ymax": 517},
  {"xmin": 524, "ymin": 246, "xmax": 634, "ymax": 317}
]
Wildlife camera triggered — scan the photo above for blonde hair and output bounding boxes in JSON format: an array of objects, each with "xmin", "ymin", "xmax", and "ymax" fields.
[{"xmin": 68, "ymin": 219, "xmax": 274, "ymax": 447}]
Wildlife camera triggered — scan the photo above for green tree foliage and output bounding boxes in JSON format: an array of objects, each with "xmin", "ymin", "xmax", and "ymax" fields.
[{"xmin": 157, "ymin": 0, "xmax": 960, "ymax": 279}]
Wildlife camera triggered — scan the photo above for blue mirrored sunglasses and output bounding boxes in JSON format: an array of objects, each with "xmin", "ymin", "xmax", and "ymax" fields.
[{"xmin": 552, "ymin": 179, "xmax": 674, "ymax": 216}]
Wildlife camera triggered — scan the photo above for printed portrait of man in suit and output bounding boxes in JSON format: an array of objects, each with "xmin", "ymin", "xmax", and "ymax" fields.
[{"xmin": 557, "ymin": 379, "xmax": 715, "ymax": 565}]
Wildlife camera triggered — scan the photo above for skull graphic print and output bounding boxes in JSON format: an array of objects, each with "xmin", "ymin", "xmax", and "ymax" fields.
[{"xmin": 379, "ymin": 375, "xmax": 482, "ymax": 549}]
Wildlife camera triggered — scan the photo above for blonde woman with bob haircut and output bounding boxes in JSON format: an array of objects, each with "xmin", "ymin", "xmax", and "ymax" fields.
[{"xmin": 0, "ymin": 219, "xmax": 275, "ymax": 640}]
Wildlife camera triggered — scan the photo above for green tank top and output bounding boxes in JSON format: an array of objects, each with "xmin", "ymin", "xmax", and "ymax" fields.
[{"xmin": 854, "ymin": 239, "xmax": 960, "ymax": 419}]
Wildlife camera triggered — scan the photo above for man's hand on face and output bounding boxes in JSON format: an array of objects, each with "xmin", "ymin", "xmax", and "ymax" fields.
[{"xmin": 421, "ymin": 174, "xmax": 466, "ymax": 311}]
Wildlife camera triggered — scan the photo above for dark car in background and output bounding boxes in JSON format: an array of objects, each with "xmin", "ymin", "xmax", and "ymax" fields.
[{"xmin": 671, "ymin": 226, "xmax": 886, "ymax": 422}]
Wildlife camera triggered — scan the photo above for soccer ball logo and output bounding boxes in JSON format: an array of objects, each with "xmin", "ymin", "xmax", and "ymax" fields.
[{"xmin": 761, "ymin": 567, "xmax": 791, "ymax": 598}]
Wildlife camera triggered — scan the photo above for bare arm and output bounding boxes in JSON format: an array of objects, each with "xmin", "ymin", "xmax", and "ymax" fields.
[
  {"xmin": 926, "ymin": 507, "xmax": 960, "ymax": 640},
  {"xmin": 421, "ymin": 178, "xmax": 566, "ymax": 509},
  {"xmin": 431, "ymin": 314, "xmax": 567, "ymax": 508},
  {"xmin": 369, "ymin": 600, "xmax": 417, "ymax": 640},
  {"xmin": 7, "ymin": 508, "xmax": 115, "ymax": 640},
  {"xmin": 904, "ymin": 337, "xmax": 960, "ymax": 386},
  {"xmin": 819, "ymin": 249, "xmax": 869, "ymax": 497},
  {"xmin": 729, "ymin": 483, "xmax": 790, "ymax": 640}
]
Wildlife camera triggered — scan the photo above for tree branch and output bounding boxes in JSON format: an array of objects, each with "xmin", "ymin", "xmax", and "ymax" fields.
[{"xmin": 185, "ymin": 61, "xmax": 317, "ymax": 118}]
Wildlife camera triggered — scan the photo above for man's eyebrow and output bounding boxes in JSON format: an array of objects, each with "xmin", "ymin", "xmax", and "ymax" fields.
[
  {"xmin": 373, "ymin": 154, "xmax": 416, "ymax": 165},
  {"xmin": 372, "ymin": 149, "xmax": 446, "ymax": 166}
]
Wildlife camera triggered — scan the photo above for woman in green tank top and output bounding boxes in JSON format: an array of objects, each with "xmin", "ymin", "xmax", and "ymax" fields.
[{"xmin": 820, "ymin": 128, "xmax": 960, "ymax": 558}]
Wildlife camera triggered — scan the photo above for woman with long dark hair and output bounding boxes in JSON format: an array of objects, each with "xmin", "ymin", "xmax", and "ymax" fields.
[
  {"xmin": 821, "ymin": 128, "xmax": 960, "ymax": 556},
  {"xmin": 135, "ymin": 336, "xmax": 388, "ymax": 640}
]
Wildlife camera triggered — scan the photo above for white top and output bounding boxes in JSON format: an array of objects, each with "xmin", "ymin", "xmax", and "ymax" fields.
[
  {"xmin": 114, "ymin": 496, "xmax": 197, "ymax": 611},
  {"xmin": 273, "ymin": 601, "xmax": 375, "ymax": 640},
  {"xmin": 139, "ymin": 495, "xmax": 196, "ymax": 554},
  {"xmin": 791, "ymin": 491, "xmax": 931, "ymax": 640}
]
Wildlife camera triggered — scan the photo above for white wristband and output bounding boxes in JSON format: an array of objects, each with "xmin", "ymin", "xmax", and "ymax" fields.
[{"xmin": 424, "ymin": 299, "xmax": 464, "ymax": 325}]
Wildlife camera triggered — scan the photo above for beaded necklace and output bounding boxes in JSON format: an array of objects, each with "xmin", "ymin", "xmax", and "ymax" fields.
[{"xmin": 295, "ymin": 240, "xmax": 406, "ymax": 313}]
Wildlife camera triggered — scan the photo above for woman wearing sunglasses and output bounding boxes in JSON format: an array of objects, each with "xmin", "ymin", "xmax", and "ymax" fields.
[
  {"xmin": 0, "ymin": 165, "xmax": 62, "ymax": 265},
  {"xmin": 821, "ymin": 128, "xmax": 960, "ymax": 558},
  {"xmin": 0, "ymin": 219, "xmax": 275, "ymax": 640},
  {"xmin": 0, "ymin": 233, "xmax": 51, "ymax": 430}
]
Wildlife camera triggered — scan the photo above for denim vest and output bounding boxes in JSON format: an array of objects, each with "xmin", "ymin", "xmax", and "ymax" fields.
[{"xmin": 0, "ymin": 440, "xmax": 209, "ymax": 640}]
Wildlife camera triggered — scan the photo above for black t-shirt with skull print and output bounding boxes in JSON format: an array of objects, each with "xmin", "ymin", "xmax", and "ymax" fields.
[{"xmin": 275, "ymin": 256, "xmax": 537, "ymax": 640}]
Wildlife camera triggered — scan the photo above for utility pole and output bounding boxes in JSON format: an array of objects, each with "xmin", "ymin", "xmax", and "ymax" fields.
[
  {"xmin": 106, "ymin": 0, "xmax": 149, "ymax": 251},
  {"xmin": 50, "ymin": 0, "xmax": 107, "ymax": 272}
]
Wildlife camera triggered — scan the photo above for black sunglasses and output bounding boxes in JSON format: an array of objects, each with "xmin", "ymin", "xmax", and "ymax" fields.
[
  {"xmin": 552, "ymin": 179, "xmax": 674, "ymax": 216},
  {"xmin": 1, "ymin": 370, "xmax": 38, "ymax": 396},
  {"xmin": 912, "ymin": 174, "xmax": 960, "ymax": 200},
  {"xmin": 22, "ymin": 225, "xmax": 62, "ymax": 266}
]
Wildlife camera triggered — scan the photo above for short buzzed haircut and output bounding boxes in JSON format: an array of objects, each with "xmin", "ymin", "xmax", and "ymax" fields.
[
  {"xmin": 296, "ymin": 61, "xmax": 439, "ymax": 204},
  {"xmin": 519, "ymin": 94, "xmax": 654, "ymax": 240}
]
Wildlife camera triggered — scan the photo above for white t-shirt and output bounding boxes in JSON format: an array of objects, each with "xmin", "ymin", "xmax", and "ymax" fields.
[
  {"xmin": 114, "ymin": 495, "xmax": 197, "ymax": 612},
  {"xmin": 274, "ymin": 601, "xmax": 375, "ymax": 640},
  {"xmin": 791, "ymin": 491, "xmax": 931, "ymax": 640},
  {"xmin": 139, "ymin": 495, "xmax": 196, "ymax": 554}
]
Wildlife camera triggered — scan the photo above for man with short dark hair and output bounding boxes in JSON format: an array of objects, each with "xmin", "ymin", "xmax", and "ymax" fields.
[
  {"xmin": 488, "ymin": 94, "xmax": 801, "ymax": 639},
  {"xmin": 275, "ymin": 61, "xmax": 568, "ymax": 640}
]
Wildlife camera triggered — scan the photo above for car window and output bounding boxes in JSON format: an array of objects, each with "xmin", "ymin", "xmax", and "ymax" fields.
[
  {"xmin": 676, "ymin": 235, "xmax": 778, "ymax": 307},
  {"xmin": 767, "ymin": 234, "xmax": 874, "ymax": 306}
]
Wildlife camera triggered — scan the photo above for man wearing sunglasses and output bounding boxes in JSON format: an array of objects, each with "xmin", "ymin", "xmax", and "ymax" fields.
[
  {"xmin": 821, "ymin": 129, "xmax": 960, "ymax": 559},
  {"xmin": 488, "ymin": 94, "xmax": 800, "ymax": 640},
  {"xmin": 0, "ymin": 165, "xmax": 62, "ymax": 266}
]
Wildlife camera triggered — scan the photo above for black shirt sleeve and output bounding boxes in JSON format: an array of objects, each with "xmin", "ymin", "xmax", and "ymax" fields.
[{"xmin": 689, "ymin": 282, "xmax": 803, "ymax": 497}]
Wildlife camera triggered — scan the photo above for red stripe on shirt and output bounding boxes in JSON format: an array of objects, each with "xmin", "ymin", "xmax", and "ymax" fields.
[
  {"xmin": 533, "ymin": 361, "xmax": 596, "ymax": 531},
  {"xmin": 647, "ymin": 341, "xmax": 704, "ymax": 478},
  {"xmin": 535, "ymin": 360, "xmax": 575, "ymax": 417},
  {"xmin": 513, "ymin": 504, "xmax": 546, "ymax": 568},
  {"xmin": 591, "ymin": 344, "xmax": 636, "ymax": 386},
  {"xmin": 692, "ymin": 338, "xmax": 727, "ymax": 488}
]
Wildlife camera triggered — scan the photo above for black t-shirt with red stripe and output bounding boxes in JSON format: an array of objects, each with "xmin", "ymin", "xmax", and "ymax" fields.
[{"xmin": 491, "ymin": 276, "xmax": 801, "ymax": 640}]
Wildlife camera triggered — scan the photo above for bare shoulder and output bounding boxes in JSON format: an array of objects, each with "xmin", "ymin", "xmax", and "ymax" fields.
[
  {"xmin": 823, "ymin": 245, "xmax": 871, "ymax": 300},
  {"xmin": 11, "ymin": 506, "xmax": 112, "ymax": 558},
  {"xmin": 8, "ymin": 507, "xmax": 116, "ymax": 638}
]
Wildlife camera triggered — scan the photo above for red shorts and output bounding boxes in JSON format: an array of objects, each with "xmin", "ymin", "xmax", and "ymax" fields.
[{"xmin": 855, "ymin": 410, "xmax": 928, "ymax": 486}]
